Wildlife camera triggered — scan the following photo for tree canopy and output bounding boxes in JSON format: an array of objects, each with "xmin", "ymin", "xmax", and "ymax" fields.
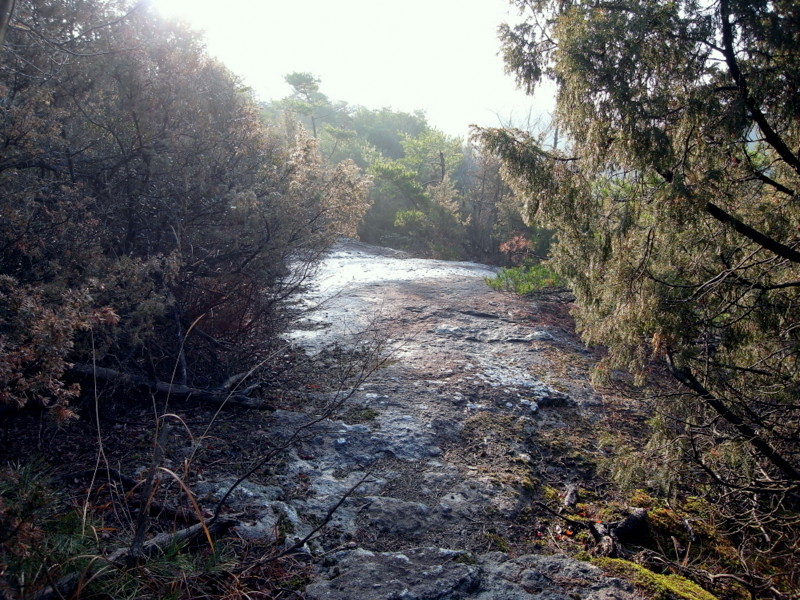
[
  {"xmin": 481, "ymin": 0, "xmax": 800, "ymax": 592},
  {"xmin": 264, "ymin": 76, "xmax": 542, "ymax": 262}
]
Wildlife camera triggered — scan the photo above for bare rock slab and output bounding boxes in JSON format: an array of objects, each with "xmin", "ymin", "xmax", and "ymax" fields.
[
  {"xmin": 305, "ymin": 547, "xmax": 638, "ymax": 600},
  {"xmin": 304, "ymin": 547, "xmax": 480, "ymax": 600}
]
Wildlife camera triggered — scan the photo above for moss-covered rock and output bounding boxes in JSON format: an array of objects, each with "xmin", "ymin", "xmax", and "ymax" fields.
[{"xmin": 593, "ymin": 558, "xmax": 718, "ymax": 600}]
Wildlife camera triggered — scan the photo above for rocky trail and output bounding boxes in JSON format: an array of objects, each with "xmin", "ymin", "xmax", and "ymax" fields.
[{"xmin": 210, "ymin": 239, "xmax": 643, "ymax": 599}]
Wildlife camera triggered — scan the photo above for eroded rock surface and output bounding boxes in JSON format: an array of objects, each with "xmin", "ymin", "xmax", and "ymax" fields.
[
  {"xmin": 305, "ymin": 547, "xmax": 636, "ymax": 600},
  {"xmin": 239, "ymin": 239, "xmax": 632, "ymax": 596}
]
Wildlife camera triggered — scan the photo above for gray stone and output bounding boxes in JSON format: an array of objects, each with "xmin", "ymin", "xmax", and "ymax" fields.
[
  {"xmin": 273, "ymin": 240, "xmax": 639, "ymax": 597},
  {"xmin": 531, "ymin": 330, "xmax": 555, "ymax": 341},
  {"xmin": 435, "ymin": 324, "xmax": 471, "ymax": 336},
  {"xmin": 194, "ymin": 479, "xmax": 283, "ymax": 509},
  {"xmin": 361, "ymin": 496, "xmax": 433, "ymax": 537},
  {"xmin": 527, "ymin": 382, "xmax": 570, "ymax": 407},
  {"xmin": 437, "ymin": 480, "xmax": 501, "ymax": 519},
  {"xmin": 563, "ymin": 484, "xmax": 579, "ymax": 508},
  {"xmin": 372, "ymin": 413, "xmax": 442, "ymax": 460},
  {"xmin": 234, "ymin": 501, "xmax": 308, "ymax": 542},
  {"xmin": 305, "ymin": 547, "xmax": 480, "ymax": 600},
  {"xmin": 270, "ymin": 408, "xmax": 440, "ymax": 471},
  {"xmin": 305, "ymin": 547, "xmax": 638, "ymax": 600}
]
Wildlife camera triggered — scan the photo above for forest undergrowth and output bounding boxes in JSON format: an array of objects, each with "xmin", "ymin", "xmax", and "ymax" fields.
[{"xmin": 1, "ymin": 336, "xmax": 388, "ymax": 600}]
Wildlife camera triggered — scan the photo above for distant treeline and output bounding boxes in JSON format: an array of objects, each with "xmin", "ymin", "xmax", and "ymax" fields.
[{"xmin": 262, "ymin": 72, "xmax": 548, "ymax": 264}]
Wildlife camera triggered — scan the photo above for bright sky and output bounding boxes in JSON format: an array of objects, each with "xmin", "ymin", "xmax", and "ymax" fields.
[{"xmin": 149, "ymin": 0, "xmax": 554, "ymax": 138}]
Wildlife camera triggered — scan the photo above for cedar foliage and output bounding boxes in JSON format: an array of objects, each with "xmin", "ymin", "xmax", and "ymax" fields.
[
  {"xmin": 0, "ymin": 0, "xmax": 371, "ymax": 412},
  {"xmin": 480, "ymin": 0, "xmax": 800, "ymax": 595}
]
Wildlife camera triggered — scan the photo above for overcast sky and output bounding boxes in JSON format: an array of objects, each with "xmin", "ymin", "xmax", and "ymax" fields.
[{"xmin": 149, "ymin": 0, "xmax": 554, "ymax": 138}]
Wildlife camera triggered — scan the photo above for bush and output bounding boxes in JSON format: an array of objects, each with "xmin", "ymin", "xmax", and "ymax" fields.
[
  {"xmin": 484, "ymin": 263, "xmax": 565, "ymax": 295},
  {"xmin": 0, "ymin": 1, "xmax": 372, "ymax": 408}
]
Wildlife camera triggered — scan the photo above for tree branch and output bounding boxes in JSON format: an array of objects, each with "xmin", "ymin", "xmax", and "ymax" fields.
[
  {"xmin": 719, "ymin": 0, "xmax": 800, "ymax": 177},
  {"xmin": 0, "ymin": 0, "xmax": 14, "ymax": 45},
  {"xmin": 263, "ymin": 471, "xmax": 373, "ymax": 563},
  {"xmin": 747, "ymin": 167, "xmax": 795, "ymax": 198},
  {"xmin": 665, "ymin": 350, "xmax": 800, "ymax": 484},
  {"xmin": 68, "ymin": 363, "xmax": 273, "ymax": 410},
  {"xmin": 704, "ymin": 202, "xmax": 800, "ymax": 264}
]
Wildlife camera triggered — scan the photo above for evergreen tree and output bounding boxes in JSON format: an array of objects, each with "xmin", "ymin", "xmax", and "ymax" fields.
[{"xmin": 480, "ymin": 0, "xmax": 800, "ymax": 591}]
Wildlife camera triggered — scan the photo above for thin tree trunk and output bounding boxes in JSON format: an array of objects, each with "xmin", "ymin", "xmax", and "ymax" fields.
[{"xmin": 0, "ymin": 0, "xmax": 15, "ymax": 46}]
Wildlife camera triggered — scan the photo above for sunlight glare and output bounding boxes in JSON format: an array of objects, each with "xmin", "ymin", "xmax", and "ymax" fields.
[{"xmin": 146, "ymin": 0, "xmax": 550, "ymax": 137}]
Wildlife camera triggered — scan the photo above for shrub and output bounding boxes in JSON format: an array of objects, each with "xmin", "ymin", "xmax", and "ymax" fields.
[{"xmin": 485, "ymin": 263, "xmax": 565, "ymax": 295}]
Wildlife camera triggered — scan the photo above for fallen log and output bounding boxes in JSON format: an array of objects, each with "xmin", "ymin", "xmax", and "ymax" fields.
[{"xmin": 69, "ymin": 363, "xmax": 273, "ymax": 410}]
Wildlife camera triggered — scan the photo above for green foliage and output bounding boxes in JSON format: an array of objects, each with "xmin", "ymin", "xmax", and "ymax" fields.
[
  {"xmin": 264, "ymin": 78, "xmax": 541, "ymax": 262},
  {"xmin": 485, "ymin": 263, "xmax": 564, "ymax": 295},
  {"xmin": 352, "ymin": 107, "xmax": 428, "ymax": 160},
  {"xmin": 398, "ymin": 129, "xmax": 463, "ymax": 186},
  {"xmin": 484, "ymin": 532, "xmax": 511, "ymax": 553},
  {"xmin": 360, "ymin": 158, "xmax": 466, "ymax": 257},
  {"xmin": 394, "ymin": 209, "xmax": 429, "ymax": 230},
  {"xmin": 484, "ymin": 0, "xmax": 800, "ymax": 591},
  {"xmin": 0, "ymin": 460, "xmax": 238, "ymax": 599},
  {"xmin": 350, "ymin": 407, "xmax": 380, "ymax": 422},
  {"xmin": 371, "ymin": 161, "xmax": 430, "ymax": 209},
  {"xmin": 94, "ymin": 541, "xmax": 235, "ymax": 600},
  {"xmin": 281, "ymin": 72, "xmax": 338, "ymax": 138},
  {"xmin": 0, "ymin": 461, "xmax": 96, "ymax": 598}
]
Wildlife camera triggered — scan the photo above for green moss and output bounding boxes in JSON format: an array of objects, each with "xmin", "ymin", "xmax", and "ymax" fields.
[
  {"xmin": 286, "ymin": 575, "xmax": 310, "ymax": 590},
  {"xmin": 277, "ymin": 513, "xmax": 296, "ymax": 539},
  {"xmin": 454, "ymin": 552, "xmax": 478, "ymax": 565},
  {"xmin": 542, "ymin": 486, "xmax": 561, "ymax": 503},
  {"xmin": 485, "ymin": 532, "xmax": 511, "ymax": 553},
  {"xmin": 594, "ymin": 501, "xmax": 627, "ymax": 523},
  {"xmin": 573, "ymin": 529, "xmax": 594, "ymax": 543},
  {"xmin": 593, "ymin": 558, "xmax": 718, "ymax": 600},
  {"xmin": 648, "ymin": 507, "xmax": 682, "ymax": 532},
  {"xmin": 682, "ymin": 496, "xmax": 712, "ymax": 515},
  {"xmin": 350, "ymin": 408, "xmax": 380, "ymax": 422},
  {"xmin": 574, "ymin": 550, "xmax": 592, "ymax": 561},
  {"xmin": 628, "ymin": 489, "xmax": 657, "ymax": 508},
  {"xmin": 520, "ymin": 477, "xmax": 539, "ymax": 494}
]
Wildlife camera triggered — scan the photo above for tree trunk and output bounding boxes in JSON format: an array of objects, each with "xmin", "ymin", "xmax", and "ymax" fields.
[
  {"xmin": 665, "ymin": 352, "xmax": 800, "ymax": 483},
  {"xmin": 69, "ymin": 363, "xmax": 273, "ymax": 410}
]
